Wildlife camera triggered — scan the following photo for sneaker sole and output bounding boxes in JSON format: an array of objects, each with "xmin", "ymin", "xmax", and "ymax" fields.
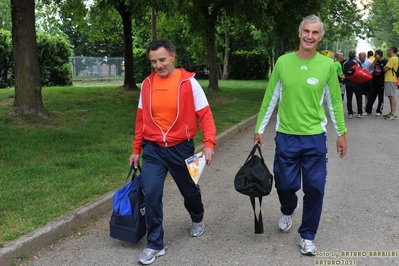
[
  {"xmin": 300, "ymin": 249, "xmax": 317, "ymax": 256},
  {"xmin": 138, "ymin": 249, "xmax": 165, "ymax": 265}
]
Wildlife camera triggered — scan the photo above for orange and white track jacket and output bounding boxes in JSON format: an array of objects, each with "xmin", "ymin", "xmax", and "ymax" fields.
[{"xmin": 132, "ymin": 68, "xmax": 216, "ymax": 154}]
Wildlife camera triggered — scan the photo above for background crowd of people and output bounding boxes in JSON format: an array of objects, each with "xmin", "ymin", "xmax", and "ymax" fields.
[{"xmin": 334, "ymin": 47, "xmax": 399, "ymax": 120}]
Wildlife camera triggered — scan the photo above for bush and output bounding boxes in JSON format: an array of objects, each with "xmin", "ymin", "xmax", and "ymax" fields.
[
  {"xmin": 229, "ymin": 50, "xmax": 269, "ymax": 80},
  {"xmin": 0, "ymin": 30, "xmax": 14, "ymax": 88},
  {"xmin": 37, "ymin": 33, "xmax": 73, "ymax": 86},
  {"xmin": 0, "ymin": 31, "xmax": 73, "ymax": 88},
  {"xmin": 133, "ymin": 48, "xmax": 152, "ymax": 82}
]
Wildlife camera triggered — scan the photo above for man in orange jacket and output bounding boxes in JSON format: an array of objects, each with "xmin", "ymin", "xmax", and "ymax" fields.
[{"xmin": 129, "ymin": 39, "xmax": 216, "ymax": 265}]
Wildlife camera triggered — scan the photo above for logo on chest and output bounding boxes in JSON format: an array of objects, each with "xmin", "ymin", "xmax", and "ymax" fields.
[
  {"xmin": 300, "ymin": 65, "xmax": 308, "ymax": 70},
  {"xmin": 307, "ymin": 78, "xmax": 319, "ymax": 85}
]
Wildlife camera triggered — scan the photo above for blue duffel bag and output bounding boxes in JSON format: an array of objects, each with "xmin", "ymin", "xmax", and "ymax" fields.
[{"xmin": 109, "ymin": 165, "xmax": 146, "ymax": 244}]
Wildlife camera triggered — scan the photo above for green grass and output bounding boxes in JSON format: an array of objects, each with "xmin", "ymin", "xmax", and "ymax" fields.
[{"xmin": 0, "ymin": 80, "xmax": 266, "ymax": 247}]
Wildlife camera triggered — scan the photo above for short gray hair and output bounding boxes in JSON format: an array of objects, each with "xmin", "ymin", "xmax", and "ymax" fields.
[
  {"xmin": 298, "ymin": 14, "xmax": 325, "ymax": 37},
  {"xmin": 335, "ymin": 51, "xmax": 343, "ymax": 59}
]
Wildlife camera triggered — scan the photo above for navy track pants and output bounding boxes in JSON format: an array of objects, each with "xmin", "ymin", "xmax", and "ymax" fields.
[
  {"xmin": 141, "ymin": 139, "xmax": 204, "ymax": 250},
  {"xmin": 274, "ymin": 132, "xmax": 328, "ymax": 241}
]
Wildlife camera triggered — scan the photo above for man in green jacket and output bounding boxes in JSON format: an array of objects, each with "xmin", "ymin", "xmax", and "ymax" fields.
[{"xmin": 254, "ymin": 14, "xmax": 347, "ymax": 256}]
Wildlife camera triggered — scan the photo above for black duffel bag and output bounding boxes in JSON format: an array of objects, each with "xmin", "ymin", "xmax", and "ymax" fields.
[
  {"xmin": 234, "ymin": 144, "xmax": 273, "ymax": 233},
  {"xmin": 234, "ymin": 144, "xmax": 273, "ymax": 197}
]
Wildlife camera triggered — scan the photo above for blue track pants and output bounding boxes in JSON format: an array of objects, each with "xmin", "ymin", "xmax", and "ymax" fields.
[
  {"xmin": 274, "ymin": 132, "xmax": 327, "ymax": 240},
  {"xmin": 141, "ymin": 139, "xmax": 204, "ymax": 250}
]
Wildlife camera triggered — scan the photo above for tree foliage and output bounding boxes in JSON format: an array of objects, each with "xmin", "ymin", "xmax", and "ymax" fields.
[
  {"xmin": 36, "ymin": 0, "xmax": 92, "ymax": 56},
  {"xmin": 86, "ymin": 2, "xmax": 124, "ymax": 56},
  {"xmin": 0, "ymin": 29, "xmax": 13, "ymax": 88},
  {"xmin": 178, "ymin": 0, "xmax": 272, "ymax": 90},
  {"xmin": 32, "ymin": 0, "xmax": 376, "ymax": 85},
  {"xmin": 368, "ymin": 0, "xmax": 399, "ymax": 50},
  {"xmin": 318, "ymin": 0, "xmax": 371, "ymax": 54},
  {"xmin": 6, "ymin": 0, "xmax": 389, "ymax": 120},
  {"xmin": 0, "ymin": 0, "xmax": 11, "ymax": 31},
  {"xmin": 91, "ymin": 0, "xmax": 178, "ymax": 90}
]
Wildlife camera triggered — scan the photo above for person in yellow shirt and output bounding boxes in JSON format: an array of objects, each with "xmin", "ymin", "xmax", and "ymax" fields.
[
  {"xmin": 367, "ymin": 50, "xmax": 375, "ymax": 62},
  {"xmin": 383, "ymin": 46, "xmax": 398, "ymax": 120}
]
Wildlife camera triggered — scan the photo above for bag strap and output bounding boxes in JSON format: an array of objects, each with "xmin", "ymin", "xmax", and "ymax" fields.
[
  {"xmin": 245, "ymin": 144, "xmax": 264, "ymax": 164},
  {"xmin": 250, "ymin": 196, "xmax": 264, "ymax": 234},
  {"xmin": 392, "ymin": 67, "xmax": 398, "ymax": 77},
  {"xmin": 124, "ymin": 165, "xmax": 142, "ymax": 189},
  {"xmin": 256, "ymin": 145, "xmax": 264, "ymax": 160}
]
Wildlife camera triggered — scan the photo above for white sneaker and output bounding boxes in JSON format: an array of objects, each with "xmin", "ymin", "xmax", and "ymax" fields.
[
  {"xmin": 299, "ymin": 237, "xmax": 317, "ymax": 256},
  {"xmin": 190, "ymin": 221, "xmax": 205, "ymax": 237},
  {"xmin": 278, "ymin": 204, "xmax": 298, "ymax": 231},
  {"xmin": 138, "ymin": 248, "xmax": 165, "ymax": 265}
]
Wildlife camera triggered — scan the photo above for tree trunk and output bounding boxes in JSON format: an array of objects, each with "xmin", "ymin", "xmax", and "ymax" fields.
[
  {"xmin": 206, "ymin": 28, "xmax": 220, "ymax": 91},
  {"xmin": 11, "ymin": 0, "xmax": 48, "ymax": 118},
  {"xmin": 267, "ymin": 48, "xmax": 274, "ymax": 76},
  {"xmin": 221, "ymin": 23, "xmax": 230, "ymax": 80},
  {"xmin": 207, "ymin": 35, "xmax": 219, "ymax": 91},
  {"xmin": 151, "ymin": 8, "xmax": 157, "ymax": 41},
  {"xmin": 115, "ymin": 2, "xmax": 138, "ymax": 90}
]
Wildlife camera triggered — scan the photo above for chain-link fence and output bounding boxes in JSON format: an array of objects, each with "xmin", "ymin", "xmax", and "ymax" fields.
[{"xmin": 71, "ymin": 56, "xmax": 125, "ymax": 78}]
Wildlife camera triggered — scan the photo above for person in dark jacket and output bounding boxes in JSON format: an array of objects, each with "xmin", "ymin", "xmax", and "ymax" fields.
[
  {"xmin": 365, "ymin": 49, "xmax": 388, "ymax": 115},
  {"xmin": 343, "ymin": 50, "xmax": 364, "ymax": 118}
]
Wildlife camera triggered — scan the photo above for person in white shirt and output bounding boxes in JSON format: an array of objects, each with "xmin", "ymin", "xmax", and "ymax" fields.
[{"xmin": 358, "ymin": 52, "xmax": 373, "ymax": 111}]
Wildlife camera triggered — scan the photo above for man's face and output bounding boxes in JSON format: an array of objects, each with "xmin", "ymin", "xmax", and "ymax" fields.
[
  {"xmin": 298, "ymin": 21, "xmax": 323, "ymax": 51},
  {"xmin": 148, "ymin": 47, "xmax": 176, "ymax": 78},
  {"xmin": 387, "ymin": 48, "xmax": 397, "ymax": 57},
  {"xmin": 387, "ymin": 49, "xmax": 395, "ymax": 57},
  {"xmin": 359, "ymin": 53, "xmax": 366, "ymax": 62}
]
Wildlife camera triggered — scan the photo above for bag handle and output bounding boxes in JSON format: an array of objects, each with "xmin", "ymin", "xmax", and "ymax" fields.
[
  {"xmin": 244, "ymin": 144, "xmax": 264, "ymax": 164},
  {"xmin": 124, "ymin": 165, "xmax": 142, "ymax": 189}
]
